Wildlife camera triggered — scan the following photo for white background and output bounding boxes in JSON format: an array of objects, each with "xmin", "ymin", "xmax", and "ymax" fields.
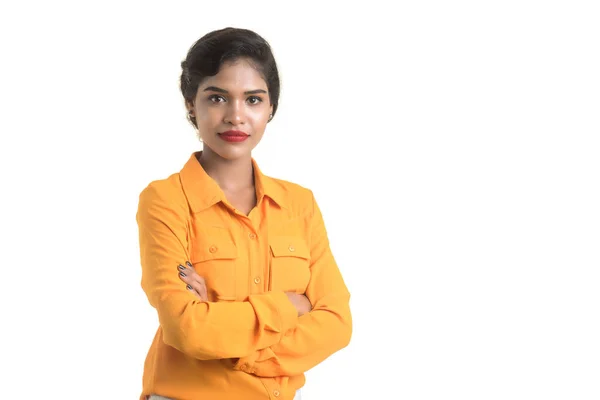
[{"xmin": 1, "ymin": 1, "xmax": 599, "ymax": 399}]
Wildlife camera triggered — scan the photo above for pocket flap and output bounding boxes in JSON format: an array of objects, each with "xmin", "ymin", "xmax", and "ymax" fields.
[
  {"xmin": 269, "ymin": 236, "xmax": 310, "ymax": 259},
  {"xmin": 193, "ymin": 241, "xmax": 238, "ymax": 263}
]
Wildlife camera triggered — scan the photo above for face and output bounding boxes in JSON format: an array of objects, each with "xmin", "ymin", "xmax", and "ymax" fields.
[{"xmin": 188, "ymin": 58, "xmax": 273, "ymax": 161}]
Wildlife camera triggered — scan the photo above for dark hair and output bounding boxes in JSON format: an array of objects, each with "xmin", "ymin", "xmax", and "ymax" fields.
[{"xmin": 180, "ymin": 27, "xmax": 280, "ymax": 128}]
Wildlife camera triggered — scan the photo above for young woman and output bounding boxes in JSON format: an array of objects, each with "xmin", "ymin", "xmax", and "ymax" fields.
[{"xmin": 136, "ymin": 27, "xmax": 352, "ymax": 400}]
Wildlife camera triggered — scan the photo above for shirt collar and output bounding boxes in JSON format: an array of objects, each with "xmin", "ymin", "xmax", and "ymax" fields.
[{"xmin": 180, "ymin": 152, "xmax": 288, "ymax": 213}]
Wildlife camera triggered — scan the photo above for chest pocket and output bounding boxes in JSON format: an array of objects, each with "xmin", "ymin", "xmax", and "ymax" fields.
[
  {"xmin": 191, "ymin": 240, "xmax": 238, "ymax": 301},
  {"xmin": 269, "ymin": 236, "xmax": 311, "ymax": 293}
]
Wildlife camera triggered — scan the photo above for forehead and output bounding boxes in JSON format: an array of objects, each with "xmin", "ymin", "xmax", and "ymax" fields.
[{"xmin": 200, "ymin": 59, "xmax": 268, "ymax": 91}]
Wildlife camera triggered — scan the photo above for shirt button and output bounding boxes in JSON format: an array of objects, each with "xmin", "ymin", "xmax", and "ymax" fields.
[
  {"xmin": 254, "ymin": 277, "xmax": 261, "ymax": 284},
  {"xmin": 248, "ymin": 233, "xmax": 256, "ymax": 239},
  {"xmin": 288, "ymin": 245, "xmax": 295, "ymax": 252},
  {"xmin": 273, "ymin": 390, "xmax": 280, "ymax": 397},
  {"xmin": 209, "ymin": 246, "xmax": 218, "ymax": 253}
]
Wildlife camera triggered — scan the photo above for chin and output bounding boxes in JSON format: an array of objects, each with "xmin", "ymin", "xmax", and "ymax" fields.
[{"xmin": 207, "ymin": 143, "xmax": 254, "ymax": 161}]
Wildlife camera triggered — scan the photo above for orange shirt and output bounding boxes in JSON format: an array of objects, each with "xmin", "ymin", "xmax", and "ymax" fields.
[{"xmin": 136, "ymin": 152, "xmax": 352, "ymax": 400}]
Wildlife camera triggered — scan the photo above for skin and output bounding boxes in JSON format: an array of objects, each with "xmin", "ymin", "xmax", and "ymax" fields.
[{"xmin": 180, "ymin": 58, "xmax": 312, "ymax": 316}]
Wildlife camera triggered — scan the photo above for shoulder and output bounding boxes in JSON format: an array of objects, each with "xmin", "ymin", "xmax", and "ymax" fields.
[
  {"xmin": 138, "ymin": 172, "xmax": 188, "ymax": 214},
  {"xmin": 266, "ymin": 175, "xmax": 317, "ymax": 215}
]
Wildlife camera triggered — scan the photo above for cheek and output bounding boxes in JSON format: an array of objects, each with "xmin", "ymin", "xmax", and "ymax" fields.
[
  {"xmin": 195, "ymin": 108, "xmax": 220, "ymax": 124},
  {"xmin": 250, "ymin": 110, "xmax": 270, "ymax": 126}
]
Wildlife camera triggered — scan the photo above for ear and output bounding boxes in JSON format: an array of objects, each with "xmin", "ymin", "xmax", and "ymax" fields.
[{"xmin": 185, "ymin": 100, "xmax": 194, "ymax": 112}]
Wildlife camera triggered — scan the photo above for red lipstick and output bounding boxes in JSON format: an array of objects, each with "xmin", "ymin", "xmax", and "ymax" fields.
[{"xmin": 219, "ymin": 130, "xmax": 249, "ymax": 142}]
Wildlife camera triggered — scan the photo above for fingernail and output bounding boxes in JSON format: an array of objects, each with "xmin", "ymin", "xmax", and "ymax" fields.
[
  {"xmin": 186, "ymin": 261, "xmax": 192, "ymax": 268},
  {"xmin": 178, "ymin": 265, "xmax": 185, "ymax": 271},
  {"xmin": 179, "ymin": 271, "xmax": 186, "ymax": 277},
  {"xmin": 186, "ymin": 284, "xmax": 193, "ymax": 290}
]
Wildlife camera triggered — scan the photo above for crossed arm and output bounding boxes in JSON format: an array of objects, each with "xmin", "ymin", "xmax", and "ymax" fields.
[
  {"xmin": 176, "ymin": 195, "xmax": 352, "ymax": 377},
  {"xmin": 138, "ymin": 185, "xmax": 351, "ymax": 377},
  {"xmin": 178, "ymin": 261, "xmax": 313, "ymax": 317}
]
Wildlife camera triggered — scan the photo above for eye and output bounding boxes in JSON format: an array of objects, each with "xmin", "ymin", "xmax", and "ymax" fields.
[
  {"xmin": 208, "ymin": 94, "xmax": 226, "ymax": 103},
  {"xmin": 247, "ymin": 96, "xmax": 263, "ymax": 105}
]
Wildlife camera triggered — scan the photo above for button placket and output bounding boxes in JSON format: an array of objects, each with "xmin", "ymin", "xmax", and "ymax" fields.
[{"xmin": 246, "ymin": 225, "xmax": 261, "ymax": 292}]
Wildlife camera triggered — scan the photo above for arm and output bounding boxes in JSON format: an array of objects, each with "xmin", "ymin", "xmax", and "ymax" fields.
[
  {"xmin": 233, "ymin": 192, "xmax": 352, "ymax": 377},
  {"xmin": 137, "ymin": 183, "xmax": 298, "ymax": 360}
]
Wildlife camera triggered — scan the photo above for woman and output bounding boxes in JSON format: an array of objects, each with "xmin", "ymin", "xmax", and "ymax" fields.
[{"xmin": 136, "ymin": 27, "xmax": 352, "ymax": 400}]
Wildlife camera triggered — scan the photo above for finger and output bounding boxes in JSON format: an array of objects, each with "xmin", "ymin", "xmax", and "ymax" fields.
[
  {"xmin": 190, "ymin": 279, "xmax": 208, "ymax": 301},
  {"xmin": 186, "ymin": 284, "xmax": 202, "ymax": 300},
  {"xmin": 178, "ymin": 265, "xmax": 203, "ymax": 295},
  {"xmin": 178, "ymin": 265, "xmax": 192, "ymax": 283},
  {"xmin": 183, "ymin": 274, "xmax": 206, "ymax": 297},
  {"xmin": 197, "ymin": 279, "xmax": 208, "ymax": 301},
  {"xmin": 183, "ymin": 261, "xmax": 200, "ymax": 279},
  {"xmin": 178, "ymin": 263, "xmax": 202, "ymax": 284},
  {"xmin": 184, "ymin": 267, "xmax": 207, "ymax": 297},
  {"xmin": 185, "ymin": 267, "xmax": 208, "ymax": 301},
  {"xmin": 178, "ymin": 264, "xmax": 209, "ymax": 301},
  {"xmin": 186, "ymin": 266, "xmax": 207, "ymax": 297},
  {"xmin": 189, "ymin": 275, "xmax": 208, "ymax": 301}
]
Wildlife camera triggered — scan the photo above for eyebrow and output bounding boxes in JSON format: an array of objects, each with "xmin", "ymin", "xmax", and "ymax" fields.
[{"xmin": 203, "ymin": 86, "xmax": 267, "ymax": 95}]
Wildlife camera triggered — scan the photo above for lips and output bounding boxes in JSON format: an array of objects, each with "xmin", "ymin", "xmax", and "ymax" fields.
[{"xmin": 219, "ymin": 130, "xmax": 249, "ymax": 142}]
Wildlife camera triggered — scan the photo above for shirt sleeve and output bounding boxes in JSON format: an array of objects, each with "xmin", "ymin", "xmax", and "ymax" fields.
[
  {"xmin": 233, "ymin": 191, "xmax": 352, "ymax": 377},
  {"xmin": 137, "ymin": 183, "xmax": 298, "ymax": 360}
]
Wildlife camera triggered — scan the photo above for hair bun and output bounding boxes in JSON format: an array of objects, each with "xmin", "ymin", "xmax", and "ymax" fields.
[{"xmin": 181, "ymin": 60, "xmax": 191, "ymax": 84}]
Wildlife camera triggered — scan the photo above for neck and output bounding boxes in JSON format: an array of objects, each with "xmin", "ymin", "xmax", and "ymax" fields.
[{"xmin": 197, "ymin": 148, "xmax": 254, "ymax": 192}]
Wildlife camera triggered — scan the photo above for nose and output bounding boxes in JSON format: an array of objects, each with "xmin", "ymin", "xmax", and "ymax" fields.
[{"xmin": 223, "ymin": 100, "xmax": 245, "ymax": 125}]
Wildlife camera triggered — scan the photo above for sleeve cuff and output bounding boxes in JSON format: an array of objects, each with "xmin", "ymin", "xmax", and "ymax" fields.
[
  {"xmin": 271, "ymin": 291, "xmax": 299, "ymax": 333},
  {"xmin": 247, "ymin": 291, "xmax": 298, "ymax": 334}
]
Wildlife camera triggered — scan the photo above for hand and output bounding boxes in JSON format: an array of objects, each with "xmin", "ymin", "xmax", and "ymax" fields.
[
  {"xmin": 178, "ymin": 261, "xmax": 208, "ymax": 301},
  {"xmin": 285, "ymin": 292, "xmax": 313, "ymax": 317}
]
